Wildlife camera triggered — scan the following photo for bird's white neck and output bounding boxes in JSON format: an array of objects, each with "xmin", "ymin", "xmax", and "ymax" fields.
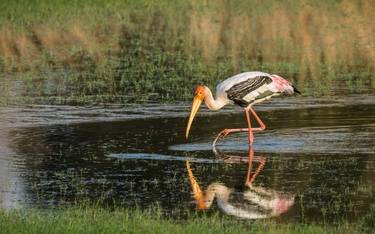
[{"xmin": 204, "ymin": 86, "xmax": 227, "ymax": 110}]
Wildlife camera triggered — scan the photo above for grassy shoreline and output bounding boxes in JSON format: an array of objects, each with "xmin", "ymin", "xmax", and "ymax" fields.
[
  {"xmin": 1, "ymin": 0, "xmax": 375, "ymax": 105},
  {"xmin": 0, "ymin": 206, "xmax": 367, "ymax": 234}
]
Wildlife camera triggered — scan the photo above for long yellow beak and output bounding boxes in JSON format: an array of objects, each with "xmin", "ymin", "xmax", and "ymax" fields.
[{"xmin": 186, "ymin": 96, "xmax": 203, "ymax": 139}]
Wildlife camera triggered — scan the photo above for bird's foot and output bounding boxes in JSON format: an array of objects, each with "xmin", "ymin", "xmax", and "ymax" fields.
[
  {"xmin": 213, "ymin": 128, "xmax": 255, "ymax": 149},
  {"xmin": 216, "ymin": 129, "xmax": 232, "ymax": 141},
  {"xmin": 219, "ymin": 129, "xmax": 232, "ymax": 138},
  {"xmin": 212, "ymin": 129, "xmax": 231, "ymax": 149}
]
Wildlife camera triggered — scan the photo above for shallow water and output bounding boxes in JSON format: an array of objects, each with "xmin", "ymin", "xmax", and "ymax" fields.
[{"xmin": 0, "ymin": 95, "xmax": 374, "ymax": 223}]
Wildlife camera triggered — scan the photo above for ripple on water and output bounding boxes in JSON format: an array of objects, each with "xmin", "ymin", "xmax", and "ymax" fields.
[{"xmin": 169, "ymin": 124, "xmax": 375, "ymax": 155}]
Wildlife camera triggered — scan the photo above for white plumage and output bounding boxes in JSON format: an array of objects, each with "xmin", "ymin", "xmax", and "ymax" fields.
[
  {"xmin": 215, "ymin": 71, "xmax": 293, "ymax": 108},
  {"xmin": 186, "ymin": 71, "xmax": 300, "ymax": 146},
  {"xmin": 215, "ymin": 71, "xmax": 273, "ymax": 101}
]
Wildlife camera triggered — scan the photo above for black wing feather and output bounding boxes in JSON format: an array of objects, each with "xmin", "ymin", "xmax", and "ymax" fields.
[{"xmin": 226, "ymin": 76, "xmax": 272, "ymax": 107}]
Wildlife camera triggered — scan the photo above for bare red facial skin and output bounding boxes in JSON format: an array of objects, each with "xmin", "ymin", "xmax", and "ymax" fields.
[{"xmin": 194, "ymin": 86, "xmax": 206, "ymax": 100}]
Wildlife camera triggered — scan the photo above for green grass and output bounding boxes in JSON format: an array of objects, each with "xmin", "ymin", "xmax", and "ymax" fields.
[
  {"xmin": 0, "ymin": 0, "xmax": 375, "ymax": 105},
  {"xmin": 0, "ymin": 206, "xmax": 369, "ymax": 234}
]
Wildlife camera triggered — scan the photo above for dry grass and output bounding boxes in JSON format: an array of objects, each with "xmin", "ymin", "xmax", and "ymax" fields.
[
  {"xmin": 1, "ymin": 0, "xmax": 375, "ymax": 73},
  {"xmin": 0, "ymin": 0, "xmax": 374, "ymax": 104}
]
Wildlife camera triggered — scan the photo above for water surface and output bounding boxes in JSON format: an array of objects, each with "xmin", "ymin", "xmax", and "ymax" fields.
[{"xmin": 0, "ymin": 95, "xmax": 374, "ymax": 224}]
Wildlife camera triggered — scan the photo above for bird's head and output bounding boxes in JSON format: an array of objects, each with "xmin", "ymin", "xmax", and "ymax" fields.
[
  {"xmin": 186, "ymin": 85, "xmax": 206, "ymax": 139},
  {"xmin": 271, "ymin": 74, "xmax": 301, "ymax": 95}
]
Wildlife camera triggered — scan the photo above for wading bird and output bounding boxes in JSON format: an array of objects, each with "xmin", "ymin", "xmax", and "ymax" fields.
[{"xmin": 185, "ymin": 71, "xmax": 300, "ymax": 147}]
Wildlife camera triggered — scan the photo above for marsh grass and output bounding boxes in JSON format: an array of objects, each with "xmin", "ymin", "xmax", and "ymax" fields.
[
  {"xmin": 0, "ymin": 205, "xmax": 369, "ymax": 234},
  {"xmin": 0, "ymin": 0, "xmax": 375, "ymax": 104}
]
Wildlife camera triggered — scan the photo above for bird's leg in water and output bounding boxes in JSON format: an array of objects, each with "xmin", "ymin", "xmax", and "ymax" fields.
[
  {"xmin": 248, "ymin": 107, "xmax": 266, "ymax": 131},
  {"xmin": 245, "ymin": 106, "xmax": 267, "ymax": 145},
  {"xmin": 245, "ymin": 107, "xmax": 266, "ymax": 146},
  {"xmin": 212, "ymin": 107, "xmax": 266, "ymax": 147},
  {"xmin": 245, "ymin": 108, "xmax": 254, "ymax": 145}
]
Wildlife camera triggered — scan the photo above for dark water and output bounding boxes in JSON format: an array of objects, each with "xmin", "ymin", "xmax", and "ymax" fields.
[{"xmin": 0, "ymin": 96, "xmax": 374, "ymax": 224}]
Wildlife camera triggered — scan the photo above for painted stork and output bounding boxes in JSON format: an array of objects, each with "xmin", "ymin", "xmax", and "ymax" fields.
[{"xmin": 185, "ymin": 71, "xmax": 300, "ymax": 146}]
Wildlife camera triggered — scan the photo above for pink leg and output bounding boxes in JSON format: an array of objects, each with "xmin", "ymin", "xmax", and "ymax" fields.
[
  {"xmin": 245, "ymin": 108, "xmax": 254, "ymax": 145},
  {"xmin": 245, "ymin": 107, "xmax": 267, "ymax": 145},
  {"xmin": 212, "ymin": 107, "xmax": 266, "ymax": 147},
  {"xmin": 248, "ymin": 107, "xmax": 266, "ymax": 131}
]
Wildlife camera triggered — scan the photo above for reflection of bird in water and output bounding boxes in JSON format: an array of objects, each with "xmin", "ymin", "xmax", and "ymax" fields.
[
  {"xmin": 186, "ymin": 149, "xmax": 295, "ymax": 219},
  {"xmin": 185, "ymin": 71, "xmax": 300, "ymax": 148}
]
